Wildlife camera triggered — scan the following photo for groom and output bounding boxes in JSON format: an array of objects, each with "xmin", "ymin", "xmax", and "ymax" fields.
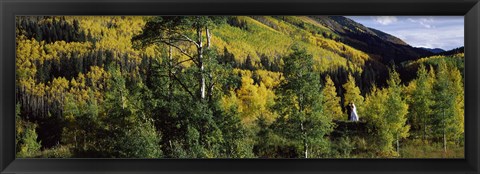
[{"xmin": 346, "ymin": 102, "xmax": 352, "ymax": 121}]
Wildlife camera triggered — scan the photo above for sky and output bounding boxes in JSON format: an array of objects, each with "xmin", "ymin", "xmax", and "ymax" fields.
[{"xmin": 345, "ymin": 16, "xmax": 464, "ymax": 51}]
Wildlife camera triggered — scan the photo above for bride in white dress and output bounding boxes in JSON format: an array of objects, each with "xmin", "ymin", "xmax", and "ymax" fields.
[{"xmin": 350, "ymin": 103, "xmax": 359, "ymax": 122}]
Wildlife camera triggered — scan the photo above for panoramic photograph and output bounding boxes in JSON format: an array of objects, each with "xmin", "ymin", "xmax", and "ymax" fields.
[{"xmin": 15, "ymin": 16, "xmax": 464, "ymax": 158}]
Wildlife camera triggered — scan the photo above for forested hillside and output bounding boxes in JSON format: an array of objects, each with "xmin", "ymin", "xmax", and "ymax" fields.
[{"xmin": 15, "ymin": 16, "xmax": 464, "ymax": 158}]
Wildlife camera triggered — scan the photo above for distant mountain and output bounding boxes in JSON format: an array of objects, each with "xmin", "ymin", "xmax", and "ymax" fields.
[
  {"xmin": 309, "ymin": 16, "xmax": 433, "ymax": 64},
  {"xmin": 439, "ymin": 46, "xmax": 464, "ymax": 56},
  {"xmin": 418, "ymin": 47, "xmax": 445, "ymax": 54}
]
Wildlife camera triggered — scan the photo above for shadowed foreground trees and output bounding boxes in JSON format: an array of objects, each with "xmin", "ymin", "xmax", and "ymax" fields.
[
  {"xmin": 431, "ymin": 60, "xmax": 464, "ymax": 153},
  {"xmin": 132, "ymin": 16, "xmax": 250, "ymax": 158},
  {"xmin": 272, "ymin": 46, "xmax": 334, "ymax": 158}
]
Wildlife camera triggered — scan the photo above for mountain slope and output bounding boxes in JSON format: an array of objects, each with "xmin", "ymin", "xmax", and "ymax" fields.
[
  {"xmin": 308, "ymin": 16, "xmax": 433, "ymax": 64},
  {"xmin": 401, "ymin": 46, "xmax": 464, "ymax": 82},
  {"xmin": 419, "ymin": 47, "xmax": 445, "ymax": 54},
  {"xmin": 212, "ymin": 16, "xmax": 373, "ymax": 73}
]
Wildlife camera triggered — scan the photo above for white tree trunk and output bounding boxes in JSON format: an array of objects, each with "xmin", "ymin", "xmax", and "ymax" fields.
[
  {"xmin": 423, "ymin": 120, "xmax": 427, "ymax": 141},
  {"xmin": 443, "ymin": 110, "xmax": 447, "ymax": 153},
  {"xmin": 200, "ymin": 61, "xmax": 205, "ymax": 100},
  {"xmin": 197, "ymin": 26, "xmax": 205, "ymax": 100},
  {"xmin": 206, "ymin": 27, "xmax": 211, "ymax": 48},
  {"xmin": 443, "ymin": 131, "xmax": 447, "ymax": 153},
  {"xmin": 304, "ymin": 140, "xmax": 308, "ymax": 158},
  {"xmin": 396, "ymin": 134, "xmax": 400, "ymax": 153},
  {"xmin": 169, "ymin": 45, "xmax": 173, "ymax": 99},
  {"xmin": 206, "ymin": 27, "xmax": 214, "ymax": 101},
  {"xmin": 301, "ymin": 122, "xmax": 308, "ymax": 158}
]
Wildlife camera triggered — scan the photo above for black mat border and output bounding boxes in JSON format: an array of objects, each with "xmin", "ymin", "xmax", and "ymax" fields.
[{"xmin": 1, "ymin": 0, "xmax": 479, "ymax": 173}]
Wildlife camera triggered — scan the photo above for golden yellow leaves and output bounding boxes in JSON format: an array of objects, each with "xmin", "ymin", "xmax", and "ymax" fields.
[{"xmin": 220, "ymin": 69, "xmax": 279, "ymax": 125}]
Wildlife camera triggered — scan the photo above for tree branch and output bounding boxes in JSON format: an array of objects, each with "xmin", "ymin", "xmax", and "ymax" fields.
[
  {"xmin": 179, "ymin": 33, "xmax": 200, "ymax": 48},
  {"xmin": 138, "ymin": 27, "xmax": 200, "ymax": 67},
  {"xmin": 174, "ymin": 57, "xmax": 197, "ymax": 67},
  {"xmin": 161, "ymin": 41, "xmax": 200, "ymax": 67},
  {"xmin": 165, "ymin": 29, "xmax": 200, "ymax": 48},
  {"xmin": 171, "ymin": 74, "xmax": 195, "ymax": 99}
]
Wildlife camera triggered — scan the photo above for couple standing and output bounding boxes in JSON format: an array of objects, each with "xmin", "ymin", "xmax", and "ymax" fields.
[{"xmin": 347, "ymin": 102, "xmax": 359, "ymax": 122}]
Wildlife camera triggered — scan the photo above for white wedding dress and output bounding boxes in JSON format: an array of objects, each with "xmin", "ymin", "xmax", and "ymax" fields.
[{"xmin": 350, "ymin": 104, "xmax": 359, "ymax": 121}]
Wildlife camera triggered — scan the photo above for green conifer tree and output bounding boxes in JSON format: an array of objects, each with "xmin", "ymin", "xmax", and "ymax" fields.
[
  {"xmin": 322, "ymin": 75, "xmax": 344, "ymax": 120},
  {"xmin": 408, "ymin": 64, "xmax": 434, "ymax": 141},
  {"xmin": 273, "ymin": 46, "xmax": 333, "ymax": 158},
  {"xmin": 342, "ymin": 73, "xmax": 364, "ymax": 119},
  {"xmin": 432, "ymin": 61, "xmax": 463, "ymax": 152},
  {"xmin": 384, "ymin": 68, "xmax": 410, "ymax": 154}
]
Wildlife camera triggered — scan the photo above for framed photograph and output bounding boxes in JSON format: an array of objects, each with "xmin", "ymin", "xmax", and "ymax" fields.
[{"xmin": 1, "ymin": 0, "xmax": 479, "ymax": 173}]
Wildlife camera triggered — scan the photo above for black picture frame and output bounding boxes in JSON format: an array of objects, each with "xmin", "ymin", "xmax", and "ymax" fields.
[{"xmin": 1, "ymin": 0, "xmax": 479, "ymax": 173}]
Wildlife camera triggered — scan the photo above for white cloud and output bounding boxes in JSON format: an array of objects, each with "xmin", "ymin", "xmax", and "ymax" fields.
[
  {"xmin": 371, "ymin": 16, "xmax": 398, "ymax": 25},
  {"xmin": 394, "ymin": 24, "xmax": 464, "ymax": 50},
  {"xmin": 407, "ymin": 17, "xmax": 435, "ymax": 28},
  {"xmin": 347, "ymin": 16, "xmax": 464, "ymax": 50}
]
